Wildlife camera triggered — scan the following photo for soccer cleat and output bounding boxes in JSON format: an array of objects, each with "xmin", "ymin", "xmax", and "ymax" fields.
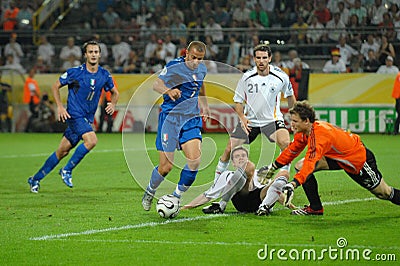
[
  {"xmin": 202, "ymin": 202, "xmax": 224, "ymax": 214},
  {"xmin": 282, "ymin": 183, "xmax": 294, "ymax": 207},
  {"xmin": 142, "ymin": 189, "xmax": 155, "ymax": 211},
  {"xmin": 256, "ymin": 205, "xmax": 272, "ymax": 216},
  {"xmin": 27, "ymin": 177, "xmax": 40, "ymax": 193},
  {"xmin": 291, "ymin": 205, "xmax": 324, "ymax": 216},
  {"xmin": 59, "ymin": 168, "xmax": 73, "ymax": 188}
]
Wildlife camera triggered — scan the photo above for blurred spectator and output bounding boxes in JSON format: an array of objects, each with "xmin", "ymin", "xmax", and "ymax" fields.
[
  {"xmin": 359, "ymin": 34, "xmax": 380, "ymax": 61},
  {"xmin": 23, "ymin": 67, "xmax": 41, "ymax": 132},
  {"xmin": 16, "ymin": 1, "xmax": 33, "ymax": 30},
  {"xmin": 337, "ymin": 1, "xmax": 350, "ymax": 25},
  {"xmin": 175, "ymin": 36, "xmax": 188, "ymax": 58},
  {"xmin": 388, "ymin": 3, "xmax": 400, "ymax": 21},
  {"xmin": 102, "ymin": 6, "xmax": 120, "ymax": 28},
  {"xmin": 37, "ymin": 35, "xmax": 55, "ymax": 70},
  {"xmin": 204, "ymin": 35, "xmax": 219, "ymax": 61},
  {"xmin": 226, "ymin": 35, "xmax": 241, "ymax": 66},
  {"xmin": 201, "ymin": 2, "xmax": 215, "ymax": 23},
  {"xmin": 4, "ymin": 33, "xmax": 24, "ymax": 65},
  {"xmin": 378, "ymin": 12, "xmax": 396, "ymax": 42},
  {"xmin": 323, "ymin": 48, "xmax": 347, "ymax": 73},
  {"xmin": 164, "ymin": 34, "xmax": 177, "ymax": 64},
  {"xmin": 369, "ymin": 0, "xmax": 386, "ymax": 27},
  {"xmin": 327, "ymin": 0, "xmax": 340, "ymax": 14},
  {"xmin": 93, "ymin": 34, "xmax": 109, "ymax": 65},
  {"xmin": 184, "ymin": 1, "xmax": 200, "ymax": 26},
  {"xmin": 274, "ymin": 0, "xmax": 296, "ymax": 27},
  {"xmin": 285, "ymin": 49, "xmax": 310, "ymax": 69},
  {"xmin": 204, "ymin": 60, "xmax": 218, "ymax": 73},
  {"xmin": 306, "ymin": 15, "xmax": 325, "ymax": 54},
  {"xmin": 325, "ymin": 12, "xmax": 347, "ymax": 44},
  {"xmin": 376, "ymin": 56, "xmax": 399, "ymax": 74},
  {"xmin": 123, "ymin": 50, "xmax": 140, "ymax": 73},
  {"xmin": 271, "ymin": 50, "xmax": 289, "ymax": 74},
  {"xmin": 143, "ymin": 33, "xmax": 158, "ymax": 64},
  {"xmin": 151, "ymin": 39, "xmax": 167, "ymax": 67},
  {"xmin": 139, "ymin": 18, "xmax": 157, "ymax": 40},
  {"xmin": 362, "ymin": 49, "xmax": 381, "ymax": 72},
  {"xmin": 214, "ymin": 5, "xmax": 230, "ymax": 27},
  {"xmin": 377, "ymin": 35, "xmax": 396, "ymax": 65},
  {"xmin": 111, "ymin": 34, "xmax": 131, "ymax": 73},
  {"xmin": 2, "ymin": 1, "xmax": 19, "ymax": 31},
  {"xmin": 349, "ymin": 0, "xmax": 367, "ymax": 26},
  {"xmin": 28, "ymin": 93, "xmax": 56, "ymax": 133},
  {"xmin": 167, "ymin": 3, "xmax": 184, "ymax": 22},
  {"xmin": 289, "ymin": 15, "xmax": 308, "ymax": 44},
  {"xmin": 346, "ymin": 14, "xmax": 362, "ymax": 48},
  {"xmin": 136, "ymin": 5, "xmax": 153, "ymax": 26},
  {"xmin": 204, "ymin": 17, "xmax": 224, "ymax": 43},
  {"xmin": 289, "ymin": 57, "xmax": 303, "ymax": 98},
  {"xmin": 117, "ymin": 1, "xmax": 136, "ymax": 23},
  {"xmin": 249, "ymin": 2, "xmax": 270, "ymax": 29},
  {"xmin": 336, "ymin": 35, "xmax": 359, "ymax": 71},
  {"xmin": 312, "ymin": 0, "xmax": 331, "ymax": 26},
  {"xmin": 59, "ymin": 37, "xmax": 82, "ymax": 70},
  {"xmin": 34, "ymin": 56, "xmax": 50, "ymax": 74},
  {"xmin": 232, "ymin": 0, "xmax": 251, "ymax": 27},
  {"xmin": 79, "ymin": 3, "xmax": 95, "ymax": 30},
  {"xmin": 235, "ymin": 55, "xmax": 253, "ymax": 72},
  {"xmin": 0, "ymin": 72, "xmax": 12, "ymax": 132},
  {"xmin": 170, "ymin": 16, "xmax": 187, "ymax": 43},
  {"xmin": 4, "ymin": 54, "xmax": 26, "ymax": 74},
  {"xmin": 299, "ymin": 1, "xmax": 314, "ymax": 24},
  {"xmin": 187, "ymin": 15, "xmax": 204, "ymax": 41}
]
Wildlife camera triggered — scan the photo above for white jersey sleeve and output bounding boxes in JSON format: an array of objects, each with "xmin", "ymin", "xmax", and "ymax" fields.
[{"xmin": 204, "ymin": 171, "xmax": 235, "ymax": 199}]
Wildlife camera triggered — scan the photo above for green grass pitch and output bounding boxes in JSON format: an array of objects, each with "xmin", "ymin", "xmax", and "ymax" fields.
[{"xmin": 0, "ymin": 133, "xmax": 399, "ymax": 265}]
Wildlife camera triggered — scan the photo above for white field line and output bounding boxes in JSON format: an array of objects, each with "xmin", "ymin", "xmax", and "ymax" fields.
[
  {"xmin": 0, "ymin": 148, "xmax": 154, "ymax": 159},
  {"xmin": 30, "ymin": 197, "xmax": 380, "ymax": 242}
]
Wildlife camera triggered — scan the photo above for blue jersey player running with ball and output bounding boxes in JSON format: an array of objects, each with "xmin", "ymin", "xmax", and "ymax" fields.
[
  {"xmin": 142, "ymin": 41, "xmax": 211, "ymax": 210},
  {"xmin": 28, "ymin": 40, "xmax": 119, "ymax": 193}
]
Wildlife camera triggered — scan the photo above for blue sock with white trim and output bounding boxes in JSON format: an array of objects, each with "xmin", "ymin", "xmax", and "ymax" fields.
[
  {"xmin": 33, "ymin": 152, "xmax": 59, "ymax": 181},
  {"xmin": 148, "ymin": 166, "xmax": 165, "ymax": 192},
  {"xmin": 173, "ymin": 165, "xmax": 198, "ymax": 198},
  {"xmin": 64, "ymin": 143, "xmax": 90, "ymax": 171}
]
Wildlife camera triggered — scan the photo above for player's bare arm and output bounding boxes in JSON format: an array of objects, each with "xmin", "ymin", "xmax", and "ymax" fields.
[
  {"xmin": 153, "ymin": 77, "xmax": 181, "ymax": 101},
  {"xmin": 199, "ymin": 84, "xmax": 211, "ymax": 122},
  {"xmin": 234, "ymin": 102, "xmax": 250, "ymax": 134},
  {"xmin": 51, "ymin": 79, "xmax": 70, "ymax": 122}
]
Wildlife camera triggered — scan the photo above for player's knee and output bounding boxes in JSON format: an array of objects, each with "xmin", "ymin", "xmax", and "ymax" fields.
[{"xmin": 159, "ymin": 163, "xmax": 173, "ymax": 175}]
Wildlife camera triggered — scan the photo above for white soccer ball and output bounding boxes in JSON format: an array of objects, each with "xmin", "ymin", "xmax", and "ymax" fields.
[{"xmin": 156, "ymin": 194, "xmax": 180, "ymax": 219}]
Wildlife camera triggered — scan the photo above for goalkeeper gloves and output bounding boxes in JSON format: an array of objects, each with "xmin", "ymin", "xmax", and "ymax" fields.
[
  {"xmin": 257, "ymin": 163, "xmax": 277, "ymax": 185},
  {"xmin": 282, "ymin": 183, "xmax": 294, "ymax": 207}
]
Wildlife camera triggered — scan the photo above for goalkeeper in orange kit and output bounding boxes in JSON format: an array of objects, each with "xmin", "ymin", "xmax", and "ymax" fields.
[{"xmin": 258, "ymin": 100, "xmax": 400, "ymax": 215}]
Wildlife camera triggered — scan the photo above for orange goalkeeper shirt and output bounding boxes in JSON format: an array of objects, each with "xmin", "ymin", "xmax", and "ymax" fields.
[{"xmin": 276, "ymin": 121, "xmax": 366, "ymax": 185}]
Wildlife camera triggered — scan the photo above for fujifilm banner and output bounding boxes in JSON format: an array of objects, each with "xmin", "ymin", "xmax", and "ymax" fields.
[{"xmin": 312, "ymin": 105, "xmax": 395, "ymax": 134}]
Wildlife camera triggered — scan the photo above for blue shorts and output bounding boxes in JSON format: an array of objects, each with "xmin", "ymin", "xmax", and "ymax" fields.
[
  {"xmin": 64, "ymin": 117, "xmax": 93, "ymax": 147},
  {"xmin": 155, "ymin": 112, "xmax": 202, "ymax": 152}
]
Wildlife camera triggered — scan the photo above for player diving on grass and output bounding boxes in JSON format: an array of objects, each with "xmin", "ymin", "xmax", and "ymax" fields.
[
  {"xmin": 27, "ymin": 40, "xmax": 119, "ymax": 193},
  {"xmin": 258, "ymin": 100, "xmax": 400, "ymax": 215},
  {"xmin": 182, "ymin": 146, "xmax": 296, "ymax": 215}
]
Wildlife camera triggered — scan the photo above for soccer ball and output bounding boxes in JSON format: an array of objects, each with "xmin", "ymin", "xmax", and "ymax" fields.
[{"xmin": 156, "ymin": 194, "xmax": 180, "ymax": 219}]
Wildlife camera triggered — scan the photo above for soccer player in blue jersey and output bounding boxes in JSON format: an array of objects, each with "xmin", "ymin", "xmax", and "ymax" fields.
[
  {"xmin": 27, "ymin": 40, "xmax": 119, "ymax": 193},
  {"xmin": 142, "ymin": 41, "xmax": 211, "ymax": 211}
]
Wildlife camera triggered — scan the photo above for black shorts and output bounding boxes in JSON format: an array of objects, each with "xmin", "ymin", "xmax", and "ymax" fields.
[
  {"xmin": 230, "ymin": 120, "xmax": 287, "ymax": 144},
  {"xmin": 231, "ymin": 188, "xmax": 262, "ymax": 213},
  {"xmin": 326, "ymin": 148, "xmax": 382, "ymax": 190}
]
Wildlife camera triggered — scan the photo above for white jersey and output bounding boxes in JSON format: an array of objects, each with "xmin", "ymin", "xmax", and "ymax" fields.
[
  {"xmin": 204, "ymin": 170, "xmax": 267, "ymax": 199},
  {"xmin": 233, "ymin": 65, "xmax": 293, "ymax": 127}
]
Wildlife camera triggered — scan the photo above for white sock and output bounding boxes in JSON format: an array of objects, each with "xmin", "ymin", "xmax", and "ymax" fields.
[
  {"xmin": 215, "ymin": 158, "xmax": 229, "ymax": 181},
  {"xmin": 260, "ymin": 176, "xmax": 287, "ymax": 208}
]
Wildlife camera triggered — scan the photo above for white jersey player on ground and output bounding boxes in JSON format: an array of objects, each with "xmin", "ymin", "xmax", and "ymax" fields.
[
  {"xmin": 182, "ymin": 146, "xmax": 296, "ymax": 215},
  {"xmin": 215, "ymin": 42, "xmax": 296, "ymax": 181}
]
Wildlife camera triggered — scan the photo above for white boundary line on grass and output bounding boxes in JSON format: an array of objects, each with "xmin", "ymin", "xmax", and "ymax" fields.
[
  {"xmin": 30, "ymin": 197, "xmax": 379, "ymax": 242},
  {"xmin": 0, "ymin": 148, "xmax": 152, "ymax": 159}
]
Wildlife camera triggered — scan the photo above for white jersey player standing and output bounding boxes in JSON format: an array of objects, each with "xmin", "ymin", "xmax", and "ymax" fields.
[{"xmin": 215, "ymin": 42, "xmax": 296, "ymax": 180}]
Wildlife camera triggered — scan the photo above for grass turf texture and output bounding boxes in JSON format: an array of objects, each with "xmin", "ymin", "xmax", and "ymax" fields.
[{"xmin": 0, "ymin": 133, "xmax": 399, "ymax": 265}]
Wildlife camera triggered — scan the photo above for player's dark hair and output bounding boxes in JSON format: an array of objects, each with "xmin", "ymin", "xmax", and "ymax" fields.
[
  {"xmin": 230, "ymin": 146, "xmax": 249, "ymax": 161},
  {"xmin": 253, "ymin": 42, "xmax": 272, "ymax": 57},
  {"xmin": 82, "ymin": 40, "xmax": 101, "ymax": 53},
  {"xmin": 187, "ymin": 41, "xmax": 206, "ymax": 53},
  {"xmin": 289, "ymin": 100, "xmax": 316, "ymax": 123}
]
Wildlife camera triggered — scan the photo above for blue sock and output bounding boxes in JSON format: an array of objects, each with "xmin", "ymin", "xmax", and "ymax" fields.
[
  {"xmin": 63, "ymin": 143, "xmax": 90, "ymax": 172},
  {"xmin": 173, "ymin": 165, "xmax": 198, "ymax": 198},
  {"xmin": 33, "ymin": 152, "xmax": 59, "ymax": 181},
  {"xmin": 148, "ymin": 166, "xmax": 165, "ymax": 191}
]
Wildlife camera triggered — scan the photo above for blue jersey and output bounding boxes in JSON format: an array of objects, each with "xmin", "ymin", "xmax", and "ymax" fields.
[
  {"xmin": 59, "ymin": 64, "xmax": 114, "ymax": 123},
  {"xmin": 159, "ymin": 56, "xmax": 207, "ymax": 115}
]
